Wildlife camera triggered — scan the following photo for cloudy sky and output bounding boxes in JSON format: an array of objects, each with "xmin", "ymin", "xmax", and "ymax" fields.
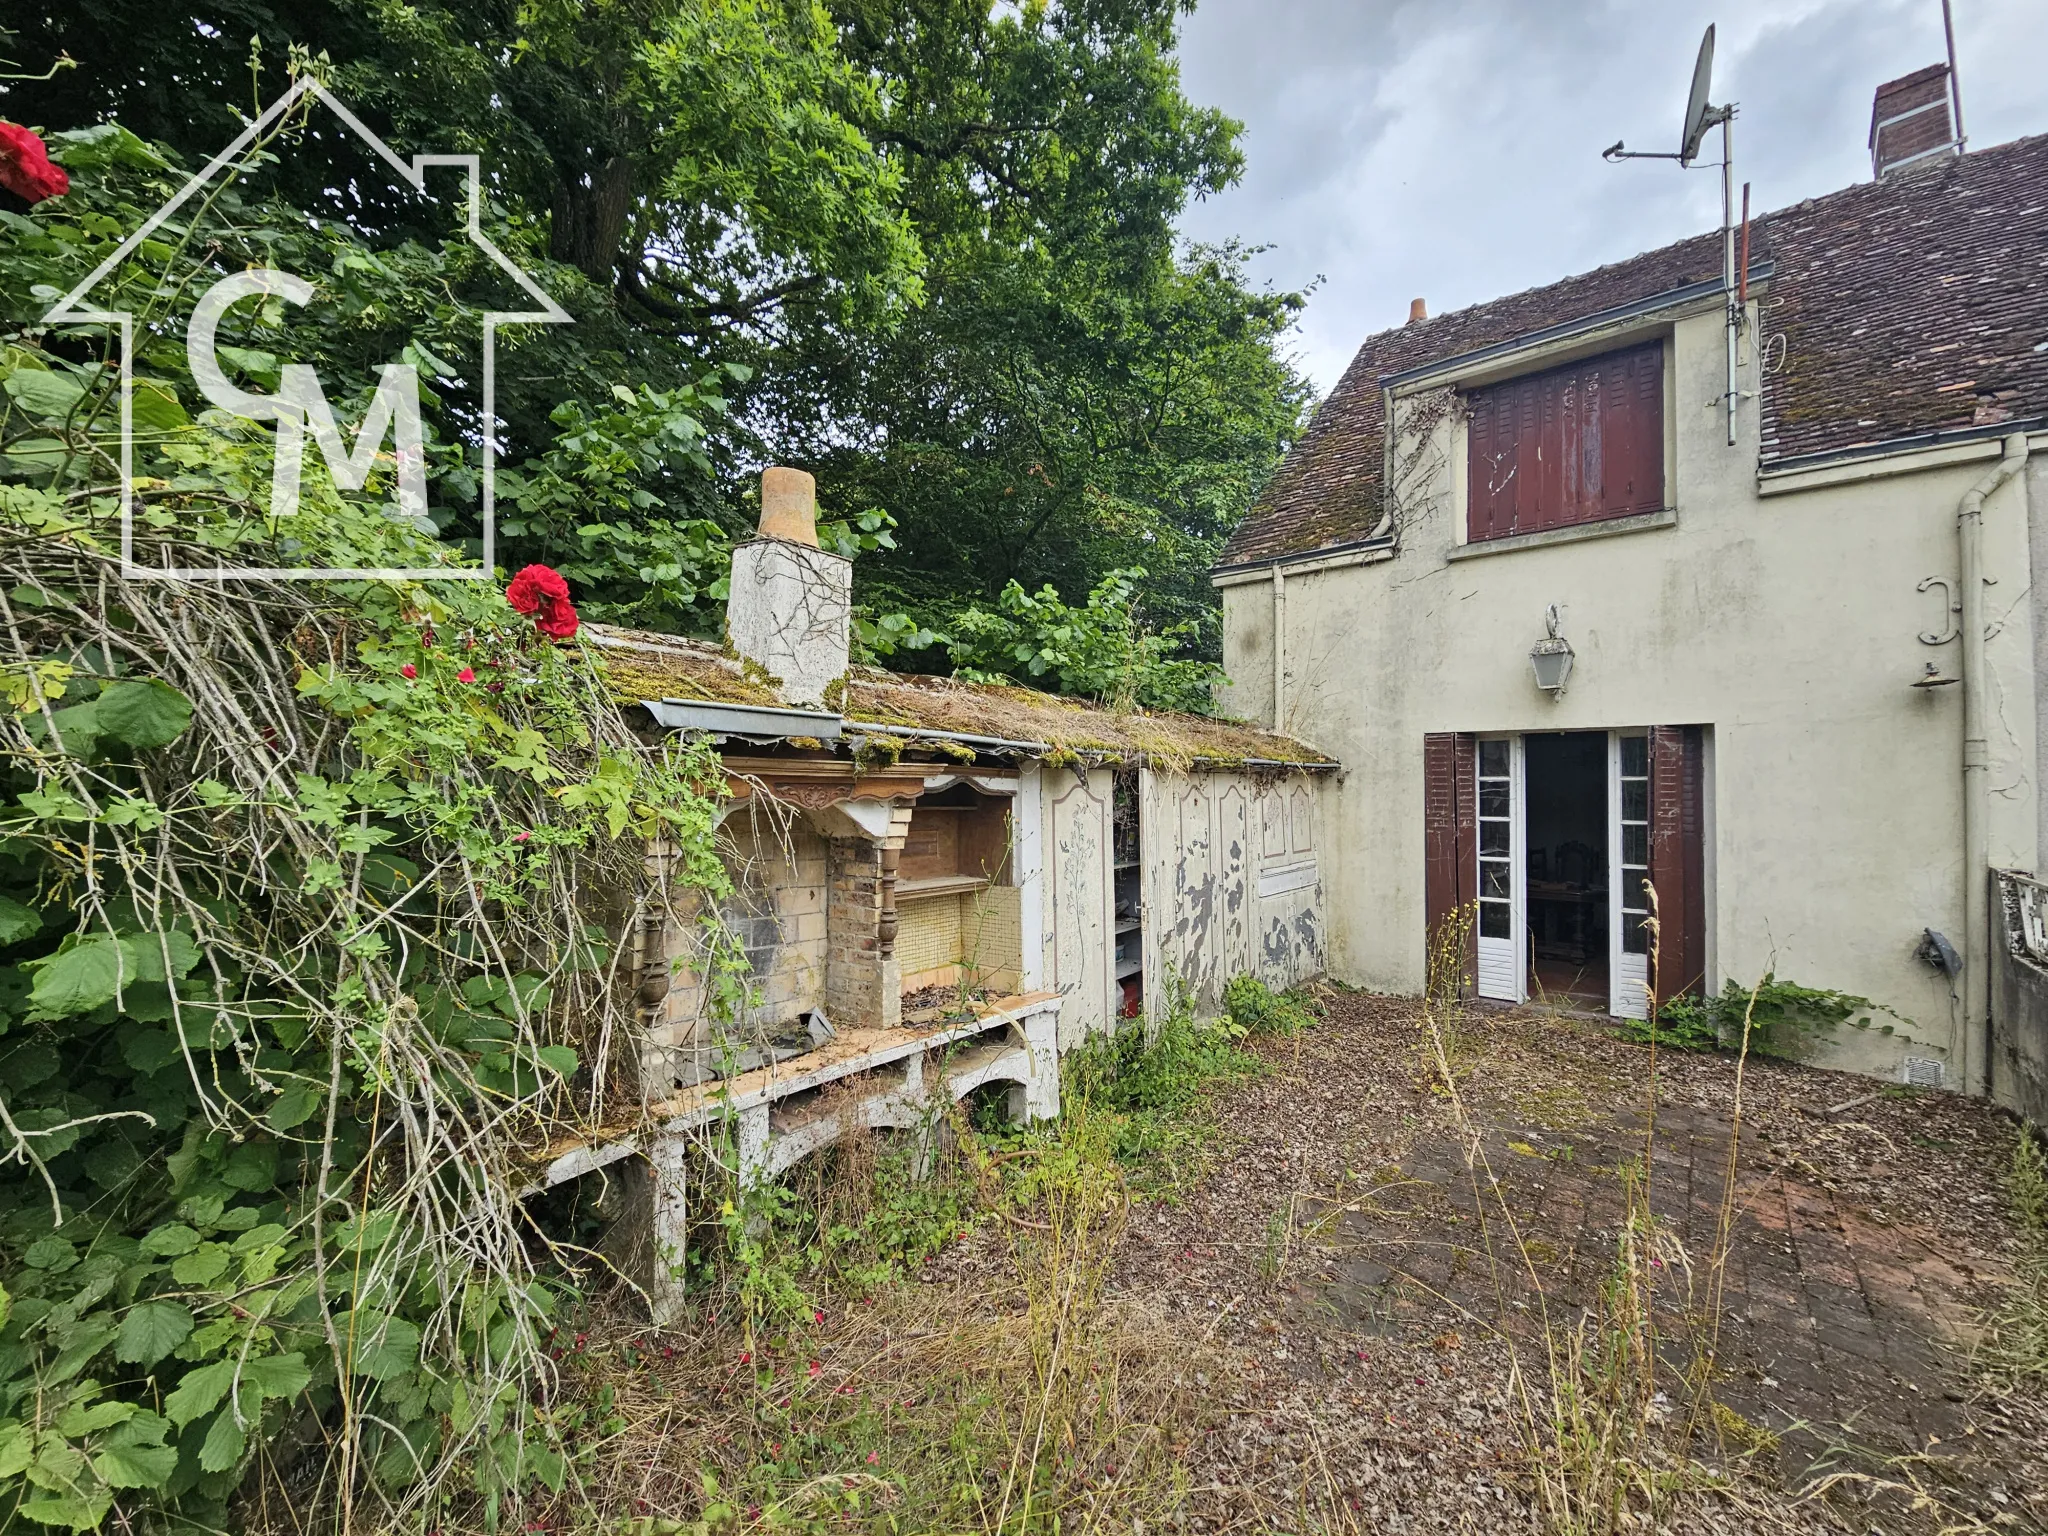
[{"xmin": 1175, "ymin": 0, "xmax": 2048, "ymax": 392}]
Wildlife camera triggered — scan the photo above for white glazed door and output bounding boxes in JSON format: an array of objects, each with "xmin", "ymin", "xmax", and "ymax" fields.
[
  {"xmin": 1609, "ymin": 732, "xmax": 1651, "ymax": 1019},
  {"xmin": 1475, "ymin": 736, "xmax": 1525, "ymax": 1002}
]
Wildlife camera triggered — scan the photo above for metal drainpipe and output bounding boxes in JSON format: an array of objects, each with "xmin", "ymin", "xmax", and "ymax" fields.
[
  {"xmin": 1959, "ymin": 431, "xmax": 2030, "ymax": 1095},
  {"xmin": 1271, "ymin": 564, "xmax": 1287, "ymax": 732}
]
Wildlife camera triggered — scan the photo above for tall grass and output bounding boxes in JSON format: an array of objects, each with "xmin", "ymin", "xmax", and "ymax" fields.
[
  {"xmin": 1975, "ymin": 1126, "xmax": 2048, "ymax": 1389},
  {"xmin": 1417, "ymin": 891, "xmax": 1764, "ymax": 1534},
  {"xmin": 507, "ymin": 984, "xmax": 1300, "ymax": 1535}
]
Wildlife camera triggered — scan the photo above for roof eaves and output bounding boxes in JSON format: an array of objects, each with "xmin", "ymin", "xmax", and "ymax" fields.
[{"xmin": 1378, "ymin": 263, "xmax": 1773, "ymax": 392}]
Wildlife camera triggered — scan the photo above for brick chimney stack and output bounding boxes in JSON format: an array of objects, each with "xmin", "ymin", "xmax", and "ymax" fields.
[{"xmin": 1869, "ymin": 64, "xmax": 1960, "ymax": 179}]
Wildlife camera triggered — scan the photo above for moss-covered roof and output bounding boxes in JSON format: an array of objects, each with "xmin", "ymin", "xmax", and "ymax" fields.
[{"xmin": 587, "ymin": 625, "xmax": 1335, "ymax": 771}]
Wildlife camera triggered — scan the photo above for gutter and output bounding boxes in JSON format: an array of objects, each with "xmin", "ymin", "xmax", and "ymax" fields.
[
  {"xmin": 1958, "ymin": 432, "xmax": 2030, "ymax": 1098},
  {"xmin": 1210, "ymin": 534, "xmax": 1397, "ymax": 584},
  {"xmin": 638, "ymin": 698, "xmax": 844, "ymax": 740},
  {"xmin": 849, "ymin": 719, "xmax": 1339, "ymax": 774}
]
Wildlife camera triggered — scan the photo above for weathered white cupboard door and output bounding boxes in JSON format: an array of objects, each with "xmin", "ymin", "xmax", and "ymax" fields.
[
  {"xmin": 1046, "ymin": 768, "xmax": 1113, "ymax": 1049},
  {"xmin": 1475, "ymin": 737, "xmax": 1525, "ymax": 1002},
  {"xmin": 1609, "ymin": 732, "xmax": 1651, "ymax": 1019}
]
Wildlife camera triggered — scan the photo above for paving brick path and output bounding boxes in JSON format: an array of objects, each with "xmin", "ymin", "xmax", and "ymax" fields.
[
  {"xmin": 1117, "ymin": 990, "xmax": 2041, "ymax": 1522},
  {"xmin": 1325, "ymin": 1099, "xmax": 1998, "ymax": 1462}
]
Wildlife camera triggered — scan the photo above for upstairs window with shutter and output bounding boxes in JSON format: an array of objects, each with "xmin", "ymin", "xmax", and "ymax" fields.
[{"xmin": 1465, "ymin": 341, "xmax": 1666, "ymax": 543}]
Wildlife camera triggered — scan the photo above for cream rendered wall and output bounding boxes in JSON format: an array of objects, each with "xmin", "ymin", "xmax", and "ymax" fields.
[{"xmin": 1223, "ymin": 302, "xmax": 2038, "ymax": 1081}]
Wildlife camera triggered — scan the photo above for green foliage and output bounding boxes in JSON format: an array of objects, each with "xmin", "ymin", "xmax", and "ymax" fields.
[
  {"xmin": 1222, "ymin": 973, "xmax": 1318, "ymax": 1037},
  {"xmin": 1064, "ymin": 983, "xmax": 1262, "ymax": 1185},
  {"xmin": 1617, "ymin": 976, "xmax": 1913, "ymax": 1057},
  {"xmin": 13, "ymin": 0, "xmax": 1310, "ymax": 695},
  {"xmin": 947, "ymin": 568, "xmax": 1222, "ymax": 714},
  {"xmin": 0, "ymin": 100, "xmax": 748, "ymax": 1534}
]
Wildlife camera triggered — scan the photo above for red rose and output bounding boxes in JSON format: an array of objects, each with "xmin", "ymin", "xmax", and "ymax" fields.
[
  {"xmin": 457, "ymin": 667, "xmax": 476, "ymax": 683},
  {"xmin": 400, "ymin": 663, "xmax": 417, "ymax": 680},
  {"xmin": 506, "ymin": 563, "xmax": 579, "ymax": 640},
  {"xmin": 0, "ymin": 123, "xmax": 68, "ymax": 205}
]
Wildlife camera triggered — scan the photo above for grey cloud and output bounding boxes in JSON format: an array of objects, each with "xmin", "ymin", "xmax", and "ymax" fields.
[{"xmin": 1176, "ymin": 0, "xmax": 2048, "ymax": 391}]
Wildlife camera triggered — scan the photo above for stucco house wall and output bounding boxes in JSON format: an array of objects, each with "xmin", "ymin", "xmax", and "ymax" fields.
[{"xmin": 1221, "ymin": 299, "xmax": 2039, "ymax": 1081}]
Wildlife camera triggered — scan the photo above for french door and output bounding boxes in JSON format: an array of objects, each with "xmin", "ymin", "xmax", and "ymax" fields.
[
  {"xmin": 1608, "ymin": 732, "xmax": 1651, "ymax": 1019},
  {"xmin": 1474, "ymin": 737, "xmax": 1525, "ymax": 1002}
]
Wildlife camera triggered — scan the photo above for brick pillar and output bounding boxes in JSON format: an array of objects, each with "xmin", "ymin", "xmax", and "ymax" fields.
[{"xmin": 826, "ymin": 837, "xmax": 901, "ymax": 1029}]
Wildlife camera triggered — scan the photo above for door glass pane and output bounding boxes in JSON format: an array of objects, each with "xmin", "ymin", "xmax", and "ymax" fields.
[
  {"xmin": 1620, "ymin": 736, "xmax": 1647, "ymax": 776},
  {"xmin": 1481, "ymin": 860, "xmax": 1510, "ymax": 900},
  {"xmin": 1479, "ymin": 900, "xmax": 1510, "ymax": 938},
  {"xmin": 1480, "ymin": 782, "xmax": 1509, "ymax": 819},
  {"xmin": 1479, "ymin": 739, "xmax": 1509, "ymax": 777},
  {"xmin": 1621, "ymin": 779, "xmax": 1648, "ymax": 822},
  {"xmin": 1622, "ymin": 823, "xmax": 1648, "ymax": 866},
  {"xmin": 1480, "ymin": 819, "xmax": 1509, "ymax": 855},
  {"xmin": 1622, "ymin": 910, "xmax": 1648, "ymax": 954}
]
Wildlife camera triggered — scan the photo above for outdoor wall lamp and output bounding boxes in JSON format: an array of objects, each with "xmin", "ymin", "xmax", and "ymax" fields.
[{"xmin": 1530, "ymin": 604, "xmax": 1574, "ymax": 696}]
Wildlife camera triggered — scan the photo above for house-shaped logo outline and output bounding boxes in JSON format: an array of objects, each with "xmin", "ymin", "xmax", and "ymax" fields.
[{"xmin": 42, "ymin": 75, "xmax": 572, "ymax": 582}]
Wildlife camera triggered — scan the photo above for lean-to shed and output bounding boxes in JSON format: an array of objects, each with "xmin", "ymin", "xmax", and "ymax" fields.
[{"xmin": 533, "ymin": 471, "xmax": 1336, "ymax": 1315}]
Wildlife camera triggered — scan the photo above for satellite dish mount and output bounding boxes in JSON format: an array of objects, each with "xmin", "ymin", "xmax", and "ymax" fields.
[{"xmin": 1602, "ymin": 24, "xmax": 1744, "ymax": 447}]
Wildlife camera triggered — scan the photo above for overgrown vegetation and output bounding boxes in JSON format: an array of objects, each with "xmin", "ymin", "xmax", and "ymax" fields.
[
  {"xmin": 512, "ymin": 975, "xmax": 1299, "ymax": 1534},
  {"xmin": 0, "ymin": 90, "xmax": 764, "ymax": 1533},
  {"xmin": 1618, "ymin": 975, "xmax": 1912, "ymax": 1058},
  {"xmin": 1977, "ymin": 1127, "xmax": 2048, "ymax": 1391},
  {"xmin": 10, "ymin": 0, "xmax": 1313, "ymax": 694},
  {"xmin": 1065, "ymin": 987, "xmax": 1263, "ymax": 1186},
  {"xmin": 943, "ymin": 568, "xmax": 1224, "ymax": 714}
]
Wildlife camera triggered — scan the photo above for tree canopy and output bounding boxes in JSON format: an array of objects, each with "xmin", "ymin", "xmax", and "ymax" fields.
[{"xmin": 5, "ymin": 0, "xmax": 1311, "ymax": 700}]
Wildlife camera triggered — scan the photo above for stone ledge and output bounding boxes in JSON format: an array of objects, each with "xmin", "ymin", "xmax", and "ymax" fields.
[{"xmin": 1444, "ymin": 507, "xmax": 1677, "ymax": 563}]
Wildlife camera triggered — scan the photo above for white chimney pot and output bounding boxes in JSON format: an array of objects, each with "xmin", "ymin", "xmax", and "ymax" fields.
[{"xmin": 725, "ymin": 469, "xmax": 851, "ymax": 709}]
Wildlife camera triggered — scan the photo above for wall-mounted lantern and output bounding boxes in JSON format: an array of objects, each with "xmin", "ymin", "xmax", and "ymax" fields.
[{"xmin": 1530, "ymin": 604, "xmax": 1574, "ymax": 696}]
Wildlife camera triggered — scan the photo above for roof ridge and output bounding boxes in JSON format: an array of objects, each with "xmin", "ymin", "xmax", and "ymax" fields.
[{"xmin": 1220, "ymin": 131, "xmax": 2048, "ymax": 570}]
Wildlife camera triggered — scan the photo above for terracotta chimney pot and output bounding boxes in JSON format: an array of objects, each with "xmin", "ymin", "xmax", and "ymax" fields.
[
  {"xmin": 1407, "ymin": 297, "xmax": 1428, "ymax": 324},
  {"xmin": 758, "ymin": 466, "xmax": 820, "ymax": 547}
]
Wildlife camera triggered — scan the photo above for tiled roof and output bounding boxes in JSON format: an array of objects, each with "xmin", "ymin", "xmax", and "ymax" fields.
[
  {"xmin": 1222, "ymin": 132, "xmax": 2048, "ymax": 568},
  {"xmin": 587, "ymin": 625, "xmax": 1336, "ymax": 769}
]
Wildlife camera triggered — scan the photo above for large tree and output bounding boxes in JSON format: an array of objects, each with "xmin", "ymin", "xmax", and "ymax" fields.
[{"xmin": 6, "ymin": 0, "xmax": 1310, "ymax": 679}]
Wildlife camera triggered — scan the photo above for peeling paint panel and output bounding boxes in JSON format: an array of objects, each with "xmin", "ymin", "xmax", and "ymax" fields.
[
  {"xmin": 1143, "ymin": 768, "xmax": 1327, "ymax": 1016},
  {"xmin": 1047, "ymin": 768, "xmax": 1113, "ymax": 1049}
]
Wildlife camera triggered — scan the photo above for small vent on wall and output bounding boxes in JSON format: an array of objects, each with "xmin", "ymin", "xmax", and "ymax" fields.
[{"xmin": 1901, "ymin": 1056, "xmax": 1945, "ymax": 1089}]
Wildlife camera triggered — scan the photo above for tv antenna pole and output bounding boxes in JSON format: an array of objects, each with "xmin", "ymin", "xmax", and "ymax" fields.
[{"xmin": 1603, "ymin": 25, "xmax": 1743, "ymax": 447}]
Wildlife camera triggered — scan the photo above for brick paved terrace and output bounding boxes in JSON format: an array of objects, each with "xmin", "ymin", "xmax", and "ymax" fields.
[{"xmin": 1107, "ymin": 988, "xmax": 2048, "ymax": 1531}]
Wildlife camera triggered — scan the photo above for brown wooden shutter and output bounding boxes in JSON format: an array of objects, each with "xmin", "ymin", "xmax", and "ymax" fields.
[
  {"xmin": 1465, "ymin": 341, "xmax": 1665, "ymax": 541},
  {"xmin": 1647, "ymin": 725, "xmax": 1706, "ymax": 1002},
  {"xmin": 1423, "ymin": 732, "xmax": 1477, "ymax": 996}
]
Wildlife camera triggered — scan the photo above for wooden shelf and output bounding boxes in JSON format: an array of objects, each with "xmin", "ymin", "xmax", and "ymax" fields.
[
  {"xmin": 1115, "ymin": 917, "xmax": 1140, "ymax": 934},
  {"xmin": 895, "ymin": 875, "xmax": 990, "ymax": 901},
  {"xmin": 1114, "ymin": 859, "xmax": 1140, "ymax": 872},
  {"xmin": 1116, "ymin": 958, "xmax": 1143, "ymax": 980}
]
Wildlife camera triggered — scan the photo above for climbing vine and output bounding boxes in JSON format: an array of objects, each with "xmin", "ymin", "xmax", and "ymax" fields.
[{"xmin": 0, "ymin": 95, "xmax": 736, "ymax": 1533}]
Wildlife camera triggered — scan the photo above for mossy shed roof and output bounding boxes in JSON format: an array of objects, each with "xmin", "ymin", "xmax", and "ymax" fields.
[{"xmin": 588, "ymin": 625, "xmax": 1336, "ymax": 771}]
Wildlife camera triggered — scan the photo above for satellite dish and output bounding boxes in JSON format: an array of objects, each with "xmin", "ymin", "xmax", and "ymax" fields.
[{"xmin": 1678, "ymin": 25, "xmax": 1717, "ymax": 165}]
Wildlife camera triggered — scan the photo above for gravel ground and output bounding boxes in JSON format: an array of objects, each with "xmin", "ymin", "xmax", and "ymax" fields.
[
  {"xmin": 601, "ymin": 988, "xmax": 2045, "ymax": 1536},
  {"xmin": 1086, "ymin": 988, "xmax": 2048, "ymax": 1534}
]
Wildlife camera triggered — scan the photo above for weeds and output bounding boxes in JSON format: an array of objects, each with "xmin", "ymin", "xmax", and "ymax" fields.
[
  {"xmin": 1617, "ymin": 975, "xmax": 1913, "ymax": 1058},
  {"xmin": 1223, "ymin": 972, "xmax": 1320, "ymax": 1036},
  {"xmin": 1417, "ymin": 894, "xmax": 1766, "ymax": 1535},
  {"xmin": 1974, "ymin": 1126, "xmax": 2048, "ymax": 1390},
  {"xmin": 1063, "ymin": 984, "xmax": 1264, "ymax": 1189}
]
